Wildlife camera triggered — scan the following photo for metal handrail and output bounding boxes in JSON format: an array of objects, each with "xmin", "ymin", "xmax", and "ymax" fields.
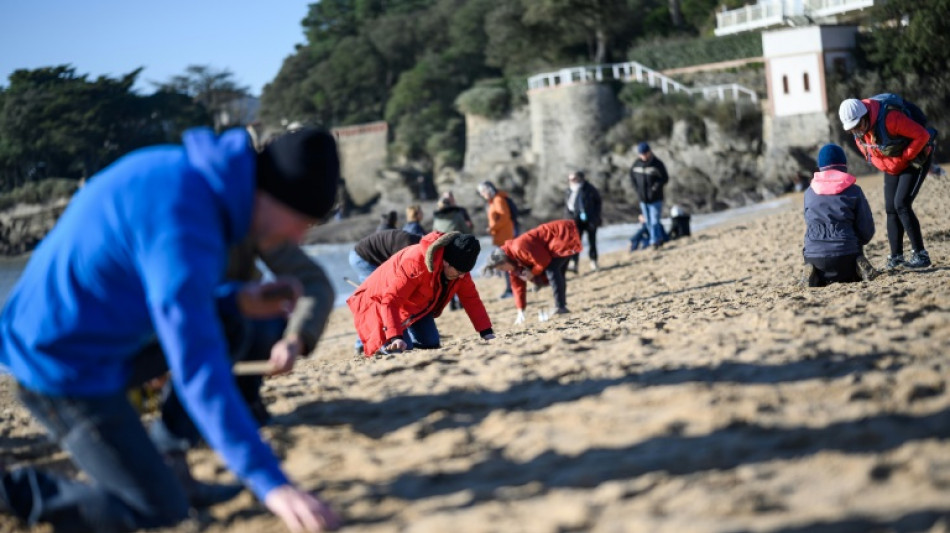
[{"xmin": 527, "ymin": 60, "xmax": 758, "ymax": 103}]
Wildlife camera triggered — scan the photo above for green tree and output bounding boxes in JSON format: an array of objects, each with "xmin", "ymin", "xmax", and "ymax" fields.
[
  {"xmin": 155, "ymin": 65, "xmax": 251, "ymax": 131},
  {"xmin": 861, "ymin": 0, "xmax": 950, "ymax": 79}
]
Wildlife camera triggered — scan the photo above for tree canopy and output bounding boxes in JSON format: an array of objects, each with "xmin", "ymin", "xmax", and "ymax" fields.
[
  {"xmin": 261, "ymin": 0, "xmax": 734, "ymax": 166},
  {"xmin": 0, "ymin": 65, "xmax": 212, "ymax": 191}
]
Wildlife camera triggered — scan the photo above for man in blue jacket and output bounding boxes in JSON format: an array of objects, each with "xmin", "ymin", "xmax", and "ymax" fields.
[{"xmin": 0, "ymin": 128, "xmax": 342, "ymax": 532}]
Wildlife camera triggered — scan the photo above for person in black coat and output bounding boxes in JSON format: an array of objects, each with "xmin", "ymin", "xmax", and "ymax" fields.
[
  {"xmin": 629, "ymin": 142, "xmax": 669, "ymax": 249},
  {"xmin": 564, "ymin": 171, "xmax": 602, "ymax": 272}
]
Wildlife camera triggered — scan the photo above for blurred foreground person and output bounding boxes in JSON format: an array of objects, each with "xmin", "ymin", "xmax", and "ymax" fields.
[
  {"xmin": 348, "ymin": 232, "xmax": 494, "ymax": 356},
  {"xmin": 484, "ymin": 220, "xmax": 582, "ymax": 324},
  {"xmin": 0, "ymin": 128, "xmax": 342, "ymax": 532}
]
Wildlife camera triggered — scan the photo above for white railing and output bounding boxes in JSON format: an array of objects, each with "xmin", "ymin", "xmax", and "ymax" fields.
[
  {"xmin": 806, "ymin": 0, "xmax": 874, "ymax": 18},
  {"xmin": 714, "ymin": 1, "xmax": 785, "ymax": 36},
  {"xmin": 715, "ymin": 0, "xmax": 877, "ymax": 35},
  {"xmin": 527, "ymin": 61, "xmax": 758, "ymax": 103}
]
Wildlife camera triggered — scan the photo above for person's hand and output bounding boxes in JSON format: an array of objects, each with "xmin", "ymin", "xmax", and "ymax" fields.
[
  {"xmin": 515, "ymin": 268, "xmax": 532, "ymax": 282},
  {"xmin": 268, "ymin": 336, "xmax": 302, "ymax": 376},
  {"xmin": 264, "ymin": 485, "xmax": 340, "ymax": 532},
  {"xmin": 386, "ymin": 338, "xmax": 408, "ymax": 353},
  {"xmin": 238, "ymin": 278, "xmax": 303, "ymax": 318},
  {"xmin": 514, "ymin": 309, "xmax": 526, "ymax": 325}
]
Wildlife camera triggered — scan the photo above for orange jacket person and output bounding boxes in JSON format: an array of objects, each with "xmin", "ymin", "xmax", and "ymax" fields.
[
  {"xmin": 484, "ymin": 220, "xmax": 581, "ymax": 324},
  {"xmin": 347, "ymin": 232, "xmax": 494, "ymax": 355},
  {"xmin": 838, "ymin": 95, "xmax": 935, "ymax": 270}
]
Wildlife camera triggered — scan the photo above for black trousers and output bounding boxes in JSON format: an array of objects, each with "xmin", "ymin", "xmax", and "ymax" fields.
[
  {"xmin": 883, "ymin": 156, "xmax": 930, "ymax": 256},
  {"xmin": 569, "ymin": 219, "xmax": 598, "ymax": 267},
  {"xmin": 806, "ymin": 254, "xmax": 860, "ymax": 287}
]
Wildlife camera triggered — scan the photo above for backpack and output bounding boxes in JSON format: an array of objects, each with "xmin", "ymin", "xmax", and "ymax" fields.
[
  {"xmin": 504, "ymin": 196, "xmax": 522, "ymax": 236},
  {"xmin": 863, "ymin": 93, "xmax": 933, "ymax": 158}
]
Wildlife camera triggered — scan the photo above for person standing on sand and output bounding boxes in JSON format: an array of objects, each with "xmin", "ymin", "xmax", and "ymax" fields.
[
  {"xmin": 348, "ymin": 232, "xmax": 494, "ymax": 356},
  {"xmin": 483, "ymin": 220, "xmax": 582, "ymax": 324},
  {"xmin": 564, "ymin": 171, "xmax": 602, "ymax": 273},
  {"xmin": 629, "ymin": 141, "xmax": 669, "ymax": 250},
  {"xmin": 432, "ymin": 191, "xmax": 474, "ymax": 234},
  {"xmin": 802, "ymin": 144, "xmax": 877, "ymax": 287},
  {"xmin": 478, "ymin": 181, "xmax": 517, "ymax": 298},
  {"xmin": 0, "ymin": 128, "xmax": 341, "ymax": 532},
  {"xmin": 838, "ymin": 95, "xmax": 937, "ymax": 270}
]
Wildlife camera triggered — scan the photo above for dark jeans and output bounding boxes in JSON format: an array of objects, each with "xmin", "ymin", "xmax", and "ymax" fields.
[
  {"xmin": 806, "ymin": 254, "xmax": 860, "ymax": 287},
  {"xmin": 0, "ymin": 314, "xmax": 283, "ymax": 532},
  {"xmin": 546, "ymin": 256, "xmax": 570, "ymax": 309},
  {"xmin": 569, "ymin": 219, "xmax": 598, "ymax": 267},
  {"xmin": 403, "ymin": 313, "xmax": 440, "ymax": 349},
  {"xmin": 151, "ymin": 316, "xmax": 285, "ymax": 453},
  {"xmin": 884, "ymin": 158, "xmax": 930, "ymax": 256},
  {"xmin": 1, "ymin": 384, "xmax": 189, "ymax": 532}
]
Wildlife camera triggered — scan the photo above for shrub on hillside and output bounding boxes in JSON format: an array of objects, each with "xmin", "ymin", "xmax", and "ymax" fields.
[
  {"xmin": 628, "ymin": 33, "xmax": 762, "ymax": 71},
  {"xmin": 0, "ymin": 179, "xmax": 78, "ymax": 211},
  {"xmin": 456, "ymin": 81, "xmax": 511, "ymax": 119}
]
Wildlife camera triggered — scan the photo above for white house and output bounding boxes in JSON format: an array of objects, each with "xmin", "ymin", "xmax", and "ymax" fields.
[{"xmin": 761, "ymin": 25, "xmax": 858, "ymax": 147}]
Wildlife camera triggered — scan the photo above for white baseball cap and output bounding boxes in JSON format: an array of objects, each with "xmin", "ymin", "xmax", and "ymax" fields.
[{"xmin": 838, "ymin": 99, "xmax": 868, "ymax": 131}]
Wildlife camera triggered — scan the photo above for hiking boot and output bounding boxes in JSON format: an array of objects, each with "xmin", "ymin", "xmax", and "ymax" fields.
[
  {"xmin": 884, "ymin": 254, "xmax": 905, "ymax": 271},
  {"xmin": 855, "ymin": 255, "xmax": 878, "ymax": 282},
  {"xmin": 905, "ymin": 249, "xmax": 932, "ymax": 269},
  {"xmin": 164, "ymin": 452, "xmax": 243, "ymax": 509}
]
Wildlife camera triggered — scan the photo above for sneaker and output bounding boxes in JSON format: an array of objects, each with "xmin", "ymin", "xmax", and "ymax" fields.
[
  {"xmin": 855, "ymin": 255, "xmax": 878, "ymax": 282},
  {"xmin": 590, "ymin": 261, "xmax": 598, "ymax": 272},
  {"xmin": 905, "ymin": 249, "xmax": 932, "ymax": 269},
  {"xmin": 553, "ymin": 307, "xmax": 570, "ymax": 315},
  {"xmin": 885, "ymin": 254, "xmax": 905, "ymax": 271},
  {"xmin": 499, "ymin": 290, "xmax": 513, "ymax": 300}
]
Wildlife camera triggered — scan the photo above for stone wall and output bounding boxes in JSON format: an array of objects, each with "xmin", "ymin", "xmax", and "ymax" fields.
[
  {"xmin": 527, "ymin": 83, "xmax": 622, "ymax": 218},
  {"xmin": 332, "ymin": 121, "xmax": 389, "ymax": 206},
  {"xmin": 463, "ymin": 108, "xmax": 532, "ymax": 179}
]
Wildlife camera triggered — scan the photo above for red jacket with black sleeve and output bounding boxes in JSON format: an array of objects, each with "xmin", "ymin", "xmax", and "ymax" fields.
[{"xmin": 500, "ymin": 220, "xmax": 582, "ymax": 310}]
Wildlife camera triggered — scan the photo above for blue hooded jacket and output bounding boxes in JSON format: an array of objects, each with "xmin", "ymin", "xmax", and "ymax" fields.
[
  {"xmin": 803, "ymin": 169, "xmax": 875, "ymax": 258},
  {"xmin": 0, "ymin": 128, "xmax": 289, "ymax": 500}
]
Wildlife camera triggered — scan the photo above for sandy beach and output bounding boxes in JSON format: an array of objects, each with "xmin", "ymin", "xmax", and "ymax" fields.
[{"xmin": 2, "ymin": 171, "xmax": 950, "ymax": 533}]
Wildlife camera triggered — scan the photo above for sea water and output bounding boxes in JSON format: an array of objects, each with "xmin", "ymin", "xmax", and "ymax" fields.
[{"xmin": 0, "ymin": 197, "xmax": 792, "ymax": 309}]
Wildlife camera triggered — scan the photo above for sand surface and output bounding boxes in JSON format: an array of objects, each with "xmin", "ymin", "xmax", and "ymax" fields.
[{"xmin": 3, "ymin": 172, "xmax": 950, "ymax": 533}]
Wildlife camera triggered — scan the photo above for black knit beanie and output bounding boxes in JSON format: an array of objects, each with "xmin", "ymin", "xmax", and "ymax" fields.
[
  {"xmin": 256, "ymin": 128, "xmax": 340, "ymax": 219},
  {"xmin": 442, "ymin": 234, "xmax": 481, "ymax": 273}
]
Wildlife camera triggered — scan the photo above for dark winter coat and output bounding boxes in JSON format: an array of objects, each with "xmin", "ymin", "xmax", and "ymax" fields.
[
  {"xmin": 629, "ymin": 155, "xmax": 669, "ymax": 203},
  {"xmin": 803, "ymin": 169, "xmax": 875, "ymax": 259},
  {"xmin": 354, "ymin": 229, "xmax": 421, "ymax": 267},
  {"xmin": 564, "ymin": 181, "xmax": 602, "ymax": 227},
  {"xmin": 432, "ymin": 205, "xmax": 472, "ymax": 234}
]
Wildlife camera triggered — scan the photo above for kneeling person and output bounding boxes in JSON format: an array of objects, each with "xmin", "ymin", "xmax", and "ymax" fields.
[
  {"xmin": 348, "ymin": 232, "xmax": 494, "ymax": 355},
  {"xmin": 803, "ymin": 144, "xmax": 876, "ymax": 286}
]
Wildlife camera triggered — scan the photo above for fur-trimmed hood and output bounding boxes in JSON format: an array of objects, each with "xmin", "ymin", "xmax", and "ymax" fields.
[{"xmin": 422, "ymin": 231, "xmax": 460, "ymax": 272}]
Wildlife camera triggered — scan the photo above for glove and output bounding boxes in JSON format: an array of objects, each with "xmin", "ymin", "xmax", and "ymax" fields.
[
  {"xmin": 514, "ymin": 309, "xmax": 526, "ymax": 325},
  {"xmin": 515, "ymin": 268, "xmax": 532, "ymax": 282}
]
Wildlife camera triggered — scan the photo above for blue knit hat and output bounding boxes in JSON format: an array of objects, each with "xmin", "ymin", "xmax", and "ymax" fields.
[
  {"xmin": 637, "ymin": 142, "xmax": 651, "ymax": 154},
  {"xmin": 817, "ymin": 144, "xmax": 847, "ymax": 170}
]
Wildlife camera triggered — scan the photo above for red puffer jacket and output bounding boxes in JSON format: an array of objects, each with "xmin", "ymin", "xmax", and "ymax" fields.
[
  {"xmin": 853, "ymin": 98, "xmax": 932, "ymax": 176},
  {"xmin": 501, "ymin": 220, "xmax": 582, "ymax": 310},
  {"xmin": 347, "ymin": 232, "xmax": 492, "ymax": 356}
]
